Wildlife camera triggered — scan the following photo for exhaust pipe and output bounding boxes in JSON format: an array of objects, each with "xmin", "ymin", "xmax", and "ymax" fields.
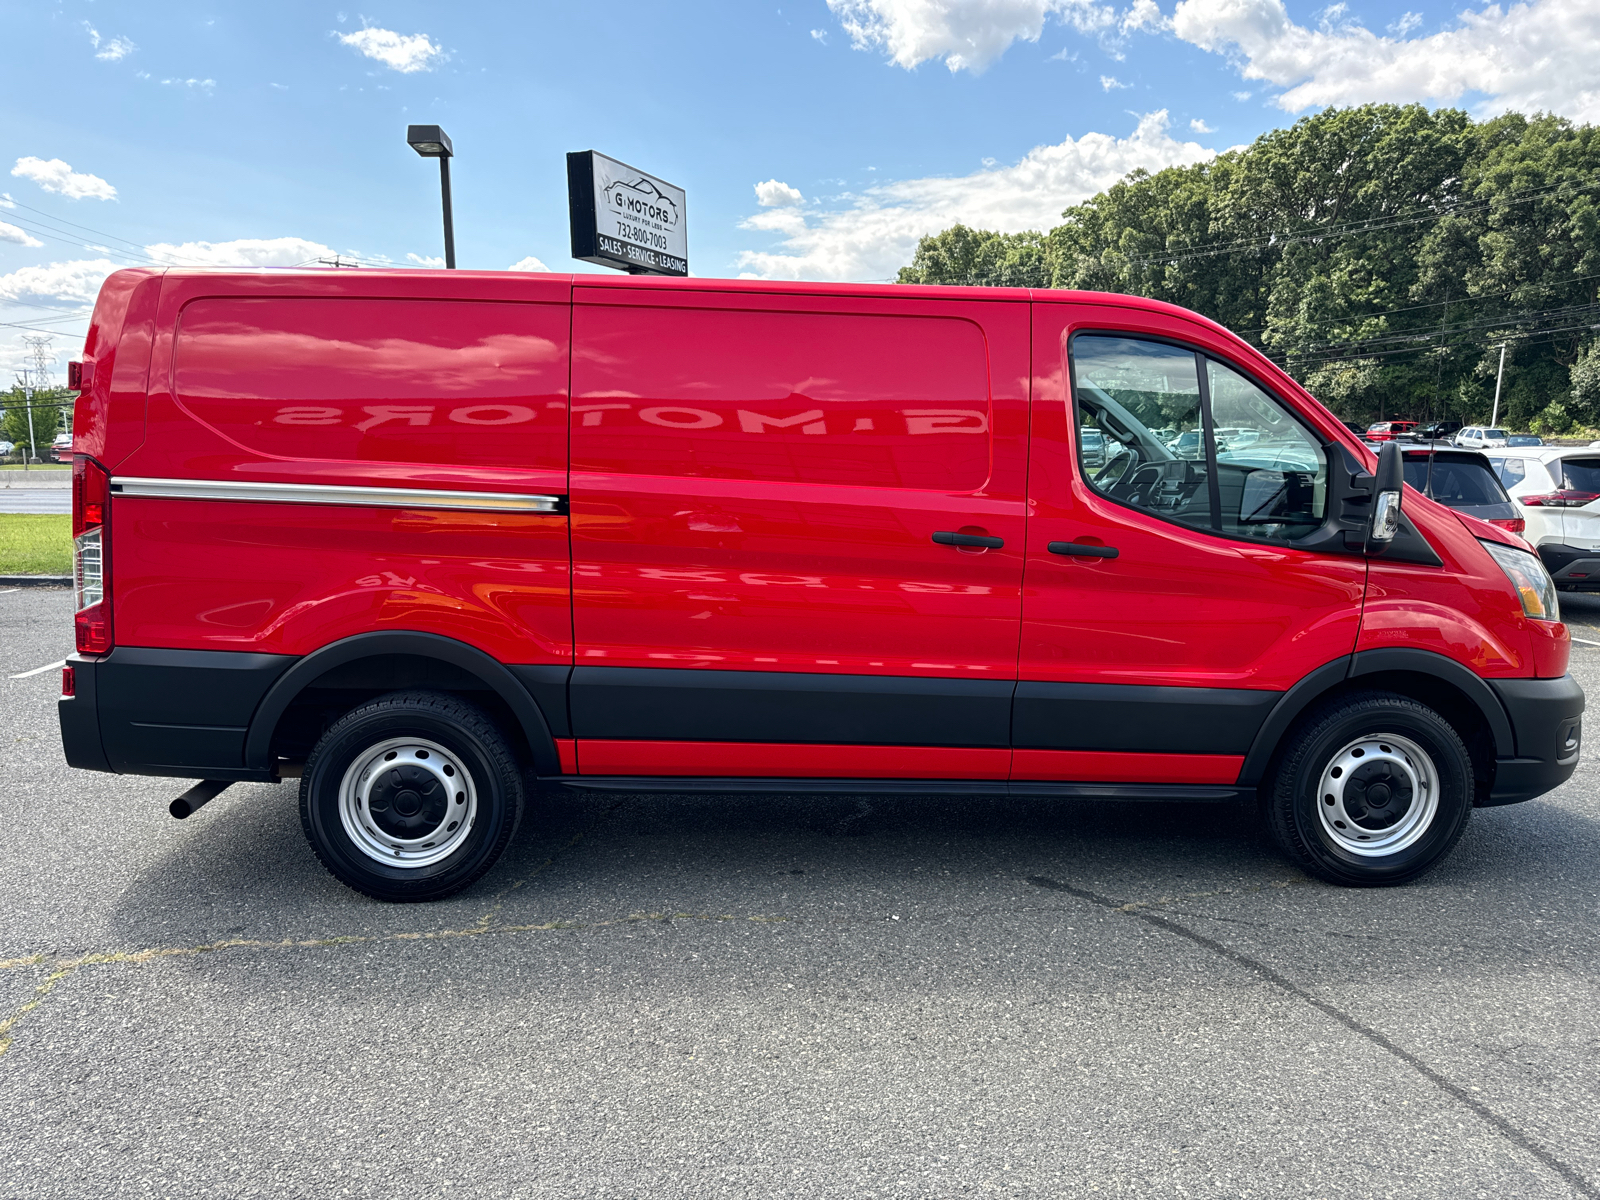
[{"xmin": 170, "ymin": 779, "xmax": 232, "ymax": 820}]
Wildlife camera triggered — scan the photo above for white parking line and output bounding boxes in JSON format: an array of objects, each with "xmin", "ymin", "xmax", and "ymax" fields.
[
  {"xmin": 1572, "ymin": 637, "xmax": 1600, "ymax": 647},
  {"xmin": 9, "ymin": 659, "xmax": 65, "ymax": 679},
  {"xmin": 0, "ymin": 588, "xmax": 19, "ymax": 596}
]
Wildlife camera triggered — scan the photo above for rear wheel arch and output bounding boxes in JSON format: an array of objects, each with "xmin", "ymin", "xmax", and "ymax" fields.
[{"xmin": 244, "ymin": 631, "xmax": 561, "ymax": 776}]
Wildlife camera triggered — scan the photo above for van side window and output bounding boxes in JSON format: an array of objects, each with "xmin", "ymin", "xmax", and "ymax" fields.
[
  {"xmin": 1072, "ymin": 335, "xmax": 1327, "ymax": 543},
  {"xmin": 1206, "ymin": 359, "xmax": 1327, "ymax": 541},
  {"xmin": 1072, "ymin": 337, "xmax": 1211, "ymax": 530}
]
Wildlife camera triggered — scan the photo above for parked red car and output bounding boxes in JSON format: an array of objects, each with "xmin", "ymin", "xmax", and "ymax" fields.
[
  {"xmin": 60, "ymin": 269, "xmax": 1581, "ymax": 898},
  {"xmin": 1366, "ymin": 421, "xmax": 1420, "ymax": 441}
]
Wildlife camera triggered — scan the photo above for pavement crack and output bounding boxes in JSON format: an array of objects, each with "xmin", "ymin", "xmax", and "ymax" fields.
[
  {"xmin": 475, "ymin": 797, "xmax": 629, "ymax": 929},
  {"xmin": 0, "ymin": 907, "xmax": 788, "ymax": 1060},
  {"xmin": 1026, "ymin": 874, "xmax": 1599, "ymax": 1200},
  {"xmin": 0, "ymin": 962, "xmax": 80, "ymax": 1058}
]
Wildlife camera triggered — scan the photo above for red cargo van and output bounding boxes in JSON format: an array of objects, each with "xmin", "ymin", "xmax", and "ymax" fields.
[{"xmin": 59, "ymin": 268, "xmax": 1582, "ymax": 900}]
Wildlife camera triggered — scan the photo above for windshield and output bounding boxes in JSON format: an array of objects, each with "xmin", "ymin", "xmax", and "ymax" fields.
[
  {"xmin": 1560, "ymin": 458, "xmax": 1600, "ymax": 492},
  {"xmin": 1402, "ymin": 455, "xmax": 1509, "ymax": 505}
]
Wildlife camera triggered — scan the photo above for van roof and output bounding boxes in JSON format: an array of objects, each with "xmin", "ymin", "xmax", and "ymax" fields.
[{"xmin": 141, "ymin": 264, "xmax": 1241, "ymax": 335}]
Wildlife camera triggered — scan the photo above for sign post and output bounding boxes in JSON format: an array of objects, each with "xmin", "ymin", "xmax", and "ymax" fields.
[{"xmin": 567, "ymin": 151, "xmax": 688, "ymax": 276}]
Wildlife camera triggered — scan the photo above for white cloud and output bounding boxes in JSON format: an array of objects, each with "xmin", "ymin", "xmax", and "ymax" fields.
[
  {"xmin": 1101, "ymin": 74, "xmax": 1129, "ymax": 89},
  {"xmin": 1121, "ymin": 0, "xmax": 1168, "ymax": 31},
  {"xmin": 337, "ymin": 27, "xmax": 443, "ymax": 73},
  {"xmin": 1190, "ymin": 117, "xmax": 1214, "ymax": 132},
  {"xmin": 1232, "ymin": 90, "xmax": 1252, "ymax": 100},
  {"xmin": 98, "ymin": 36, "xmax": 136, "ymax": 61},
  {"xmin": 82, "ymin": 23, "xmax": 136, "ymax": 61},
  {"xmin": 162, "ymin": 78, "xmax": 216, "ymax": 90},
  {"xmin": 1388, "ymin": 11, "xmax": 1423, "ymax": 36},
  {"xmin": 508, "ymin": 255, "xmax": 551, "ymax": 272},
  {"xmin": 826, "ymin": 0, "xmax": 1115, "ymax": 73},
  {"xmin": 736, "ymin": 110, "xmax": 1213, "ymax": 281},
  {"xmin": 406, "ymin": 252, "xmax": 445, "ymax": 268},
  {"xmin": 11, "ymin": 158, "xmax": 117, "ymax": 202},
  {"xmin": 1170, "ymin": 0, "xmax": 1600, "ymax": 121},
  {"xmin": 755, "ymin": 179, "xmax": 805, "ymax": 207},
  {"xmin": 0, "ymin": 193, "xmax": 14, "ymax": 209},
  {"xmin": 0, "ymin": 259, "xmax": 119, "ymax": 304},
  {"xmin": 0, "ymin": 221, "xmax": 43, "ymax": 249},
  {"xmin": 811, "ymin": 28, "xmax": 829, "ymax": 41},
  {"xmin": 143, "ymin": 237, "xmax": 335, "ymax": 267}
]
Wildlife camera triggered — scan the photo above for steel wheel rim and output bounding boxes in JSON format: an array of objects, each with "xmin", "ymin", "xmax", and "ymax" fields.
[
  {"xmin": 1316, "ymin": 732, "xmax": 1440, "ymax": 857},
  {"xmin": 338, "ymin": 736, "xmax": 478, "ymax": 869}
]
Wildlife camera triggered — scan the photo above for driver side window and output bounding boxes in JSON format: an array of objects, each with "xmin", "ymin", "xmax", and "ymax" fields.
[
  {"xmin": 1072, "ymin": 334, "xmax": 1327, "ymax": 543},
  {"xmin": 1073, "ymin": 336, "xmax": 1212, "ymax": 530}
]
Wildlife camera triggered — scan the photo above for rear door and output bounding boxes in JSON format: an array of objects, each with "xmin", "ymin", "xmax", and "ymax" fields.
[
  {"xmin": 568, "ymin": 285, "xmax": 1029, "ymax": 779},
  {"xmin": 1016, "ymin": 302, "xmax": 1367, "ymax": 787}
]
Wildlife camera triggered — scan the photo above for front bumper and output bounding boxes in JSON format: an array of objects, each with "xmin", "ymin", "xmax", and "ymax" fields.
[{"xmin": 1484, "ymin": 674, "xmax": 1584, "ymax": 805}]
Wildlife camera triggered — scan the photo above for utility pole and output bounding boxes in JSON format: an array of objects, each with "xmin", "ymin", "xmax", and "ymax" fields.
[
  {"xmin": 16, "ymin": 370, "xmax": 38, "ymax": 470},
  {"xmin": 1490, "ymin": 343, "xmax": 1507, "ymax": 428},
  {"xmin": 21, "ymin": 337, "xmax": 54, "ymax": 470}
]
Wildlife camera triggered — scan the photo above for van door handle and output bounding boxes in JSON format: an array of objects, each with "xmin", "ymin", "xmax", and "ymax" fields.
[
  {"xmin": 932, "ymin": 531, "xmax": 1004, "ymax": 549},
  {"xmin": 1048, "ymin": 541, "xmax": 1119, "ymax": 559}
]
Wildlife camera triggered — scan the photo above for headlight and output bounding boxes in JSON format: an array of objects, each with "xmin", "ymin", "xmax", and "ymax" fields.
[{"xmin": 1481, "ymin": 539, "xmax": 1560, "ymax": 622}]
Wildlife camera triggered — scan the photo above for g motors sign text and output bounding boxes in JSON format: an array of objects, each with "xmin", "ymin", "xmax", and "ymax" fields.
[{"xmin": 567, "ymin": 150, "xmax": 688, "ymax": 276}]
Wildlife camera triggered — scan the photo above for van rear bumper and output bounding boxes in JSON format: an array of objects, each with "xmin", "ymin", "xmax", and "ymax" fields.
[
  {"xmin": 58, "ymin": 647, "xmax": 292, "ymax": 781},
  {"xmin": 1484, "ymin": 675, "xmax": 1584, "ymax": 805}
]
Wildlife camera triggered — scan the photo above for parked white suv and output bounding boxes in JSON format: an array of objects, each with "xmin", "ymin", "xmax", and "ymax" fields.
[
  {"xmin": 1486, "ymin": 447, "xmax": 1600, "ymax": 589},
  {"xmin": 1455, "ymin": 426, "xmax": 1511, "ymax": 448}
]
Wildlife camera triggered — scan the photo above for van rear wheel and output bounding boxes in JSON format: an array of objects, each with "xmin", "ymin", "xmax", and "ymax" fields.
[
  {"xmin": 299, "ymin": 690, "xmax": 523, "ymax": 902},
  {"xmin": 1267, "ymin": 692, "xmax": 1472, "ymax": 887}
]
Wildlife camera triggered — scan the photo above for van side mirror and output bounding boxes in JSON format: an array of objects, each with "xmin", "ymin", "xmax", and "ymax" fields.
[{"xmin": 1365, "ymin": 440, "xmax": 1404, "ymax": 554}]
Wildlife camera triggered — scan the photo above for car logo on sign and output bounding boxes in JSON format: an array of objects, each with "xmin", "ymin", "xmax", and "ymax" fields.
[{"xmin": 603, "ymin": 176, "xmax": 680, "ymax": 228}]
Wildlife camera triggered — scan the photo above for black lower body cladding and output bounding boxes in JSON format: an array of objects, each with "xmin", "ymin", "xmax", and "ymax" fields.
[{"xmin": 60, "ymin": 647, "xmax": 293, "ymax": 781}]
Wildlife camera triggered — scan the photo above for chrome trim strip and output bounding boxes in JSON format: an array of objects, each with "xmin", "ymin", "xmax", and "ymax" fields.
[{"xmin": 110, "ymin": 476, "xmax": 565, "ymax": 514}]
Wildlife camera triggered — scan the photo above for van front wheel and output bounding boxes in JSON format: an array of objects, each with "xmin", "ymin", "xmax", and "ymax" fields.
[
  {"xmin": 1267, "ymin": 692, "xmax": 1472, "ymax": 887},
  {"xmin": 299, "ymin": 690, "xmax": 523, "ymax": 902}
]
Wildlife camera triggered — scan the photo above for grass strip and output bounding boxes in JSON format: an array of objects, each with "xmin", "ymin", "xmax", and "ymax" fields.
[{"xmin": 0, "ymin": 514, "xmax": 72, "ymax": 575}]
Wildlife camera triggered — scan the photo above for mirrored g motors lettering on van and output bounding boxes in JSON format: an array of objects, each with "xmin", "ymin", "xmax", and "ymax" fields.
[{"xmin": 269, "ymin": 401, "xmax": 987, "ymax": 438}]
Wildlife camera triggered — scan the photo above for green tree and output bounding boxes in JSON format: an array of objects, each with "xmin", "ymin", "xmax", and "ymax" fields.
[
  {"xmin": 897, "ymin": 225, "xmax": 1051, "ymax": 287},
  {"xmin": 900, "ymin": 103, "xmax": 1600, "ymax": 430},
  {"xmin": 2, "ymin": 386, "xmax": 65, "ymax": 456}
]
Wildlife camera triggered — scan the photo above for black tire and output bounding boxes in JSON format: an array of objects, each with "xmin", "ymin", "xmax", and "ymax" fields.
[
  {"xmin": 299, "ymin": 690, "xmax": 524, "ymax": 902},
  {"xmin": 1267, "ymin": 690, "xmax": 1472, "ymax": 887}
]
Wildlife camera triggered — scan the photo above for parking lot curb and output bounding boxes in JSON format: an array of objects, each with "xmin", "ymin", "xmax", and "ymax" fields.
[{"xmin": 0, "ymin": 575, "xmax": 71, "ymax": 587}]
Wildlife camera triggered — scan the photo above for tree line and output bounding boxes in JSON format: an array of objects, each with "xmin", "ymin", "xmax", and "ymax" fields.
[
  {"xmin": 898, "ymin": 104, "xmax": 1600, "ymax": 434},
  {"xmin": 2, "ymin": 386, "xmax": 67, "ymax": 456}
]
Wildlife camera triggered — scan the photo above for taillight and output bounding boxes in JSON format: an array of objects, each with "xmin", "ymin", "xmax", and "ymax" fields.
[
  {"xmin": 1488, "ymin": 517, "xmax": 1527, "ymax": 534},
  {"xmin": 1519, "ymin": 490, "xmax": 1600, "ymax": 508},
  {"xmin": 62, "ymin": 665, "xmax": 75, "ymax": 696},
  {"xmin": 72, "ymin": 454, "xmax": 112, "ymax": 655}
]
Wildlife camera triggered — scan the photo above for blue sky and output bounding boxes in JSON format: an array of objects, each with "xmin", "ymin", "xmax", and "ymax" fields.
[{"xmin": 3, "ymin": 0, "xmax": 1597, "ymax": 379}]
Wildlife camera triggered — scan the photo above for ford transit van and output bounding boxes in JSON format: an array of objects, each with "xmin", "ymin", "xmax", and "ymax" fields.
[{"xmin": 59, "ymin": 268, "xmax": 1583, "ymax": 899}]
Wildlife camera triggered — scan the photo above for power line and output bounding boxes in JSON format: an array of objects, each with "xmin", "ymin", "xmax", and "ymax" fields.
[
  {"xmin": 1115, "ymin": 171, "xmax": 1600, "ymax": 268},
  {"xmin": 1, "ymin": 196, "xmax": 205, "ymax": 263}
]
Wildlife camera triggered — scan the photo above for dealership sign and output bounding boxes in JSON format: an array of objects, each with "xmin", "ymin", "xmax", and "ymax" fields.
[{"xmin": 567, "ymin": 151, "xmax": 688, "ymax": 276}]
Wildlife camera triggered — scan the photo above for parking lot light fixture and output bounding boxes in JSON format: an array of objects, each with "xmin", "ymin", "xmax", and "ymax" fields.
[{"xmin": 406, "ymin": 124, "xmax": 456, "ymax": 269}]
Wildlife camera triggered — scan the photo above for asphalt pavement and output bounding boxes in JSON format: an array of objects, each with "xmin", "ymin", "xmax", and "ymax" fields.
[
  {"xmin": 0, "ymin": 471, "xmax": 71, "ymax": 515},
  {"xmin": 4, "ymin": 585, "xmax": 1600, "ymax": 1198}
]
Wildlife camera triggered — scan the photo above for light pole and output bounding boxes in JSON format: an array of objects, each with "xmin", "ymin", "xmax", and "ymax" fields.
[
  {"xmin": 406, "ymin": 125, "xmax": 455, "ymax": 269},
  {"xmin": 1490, "ymin": 343, "xmax": 1506, "ymax": 428}
]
